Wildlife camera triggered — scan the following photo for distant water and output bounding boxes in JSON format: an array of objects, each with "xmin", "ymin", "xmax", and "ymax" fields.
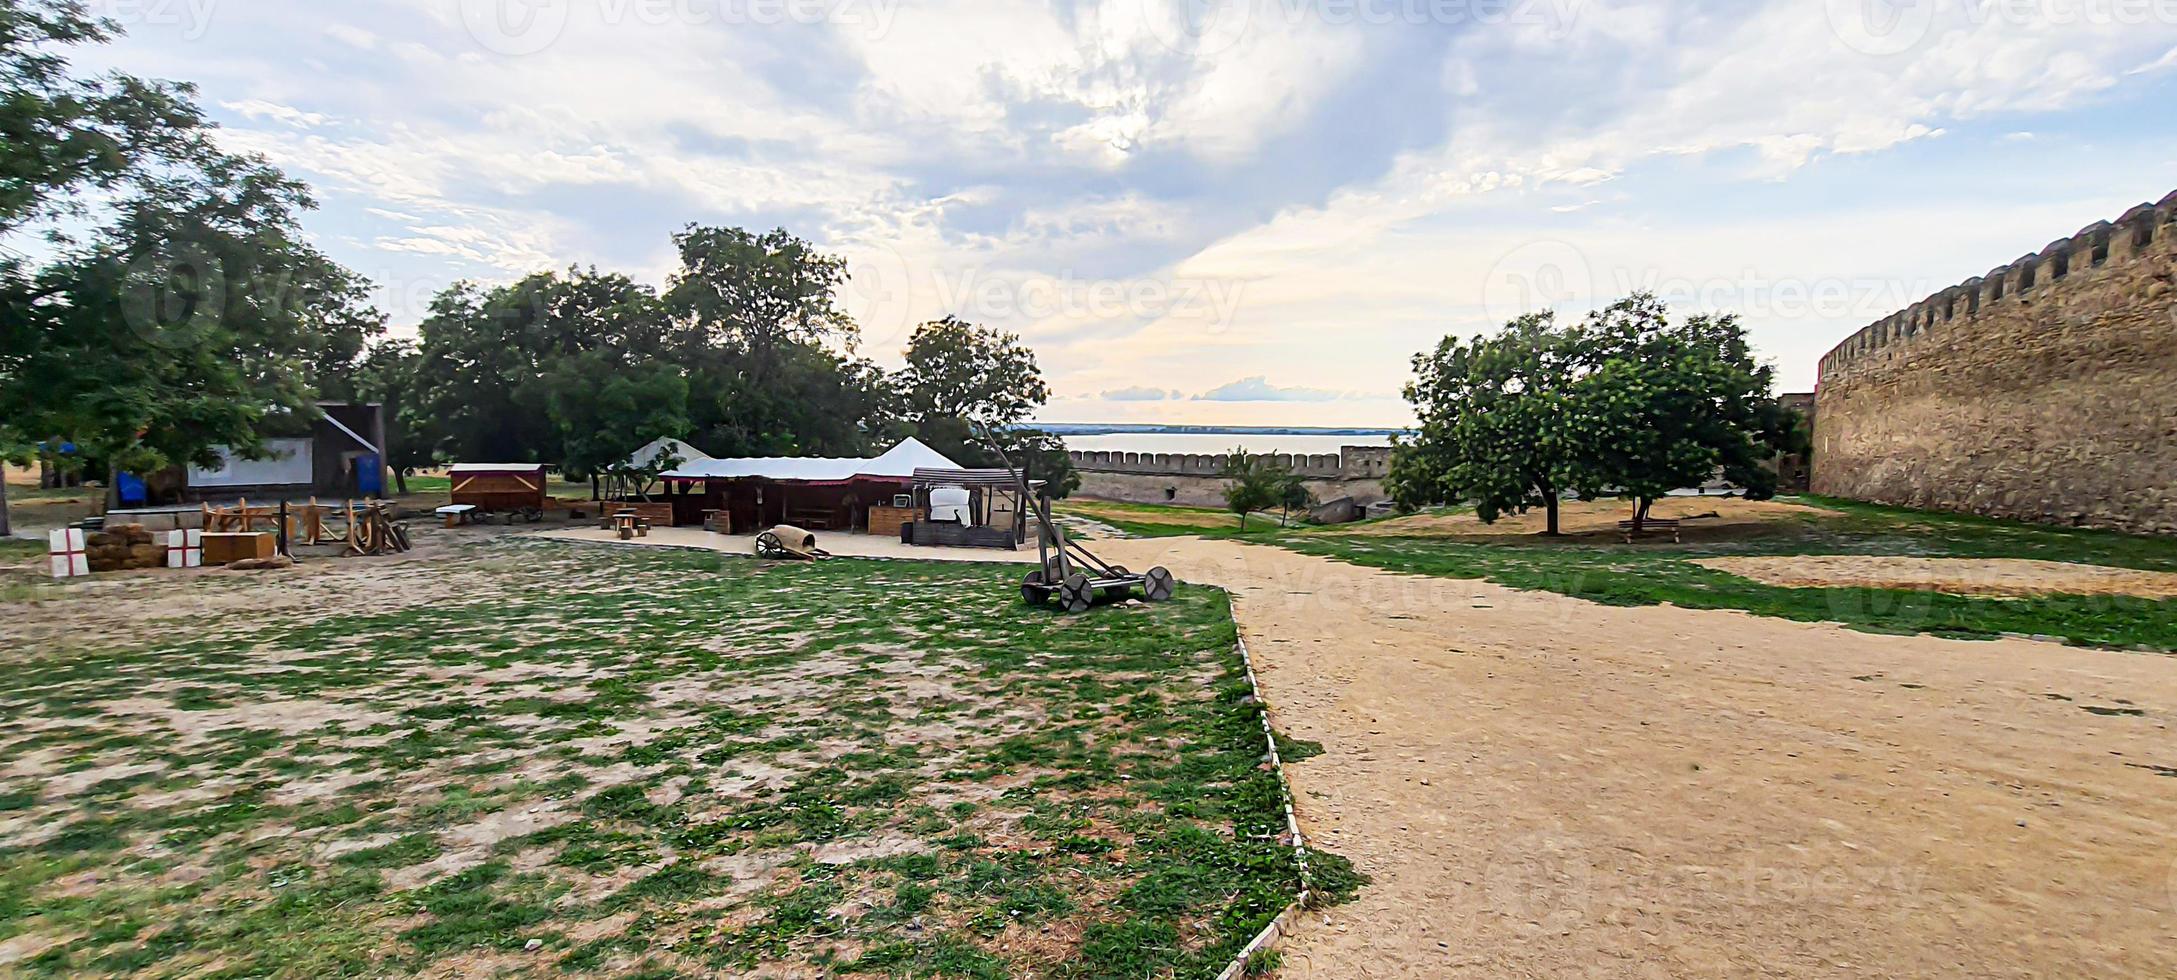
[{"xmin": 1061, "ymin": 432, "xmax": 1395, "ymax": 456}]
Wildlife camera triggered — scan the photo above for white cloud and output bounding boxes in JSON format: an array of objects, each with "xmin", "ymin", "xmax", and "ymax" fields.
[
  {"xmin": 1194, "ymin": 377, "xmax": 1351, "ymax": 403},
  {"xmin": 220, "ymin": 99, "xmax": 329, "ymax": 128},
  {"xmin": 1102, "ymin": 386, "xmax": 1180, "ymax": 401}
]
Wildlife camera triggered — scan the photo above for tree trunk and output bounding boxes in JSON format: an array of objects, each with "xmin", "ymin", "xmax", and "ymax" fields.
[
  {"xmin": 0, "ymin": 470, "xmax": 12, "ymax": 538},
  {"xmin": 1544, "ymin": 494, "xmax": 1560, "ymax": 536},
  {"xmin": 1632, "ymin": 496, "xmax": 1653, "ymax": 533},
  {"xmin": 39, "ymin": 456, "xmax": 54, "ymax": 490},
  {"xmin": 394, "ymin": 468, "xmax": 410, "ymax": 495}
]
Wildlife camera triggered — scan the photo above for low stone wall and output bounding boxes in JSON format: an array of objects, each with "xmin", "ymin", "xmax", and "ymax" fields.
[
  {"xmin": 1069, "ymin": 445, "xmax": 1393, "ymax": 482},
  {"xmin": 1076, "ymin": 471, "xmax": 1387, "ymax": 510}
]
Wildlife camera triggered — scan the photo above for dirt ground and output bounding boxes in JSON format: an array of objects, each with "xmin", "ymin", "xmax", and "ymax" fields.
[
  {"xmin": 1697, "ymin": 555, "xmax": 2177, "ymax": 599},
  {"xmin": 1097, "ymin": 536, "xmax": 2177, "ymax": 978},
  {"xmin": 1339, "ymin": 496, "xmax": 1833, "ymax": 541}
]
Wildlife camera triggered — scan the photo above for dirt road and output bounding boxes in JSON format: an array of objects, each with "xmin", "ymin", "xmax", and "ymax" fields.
[{"xmin": 1099, "ymin": 538, "xmax": 2177, "ymax": 977}]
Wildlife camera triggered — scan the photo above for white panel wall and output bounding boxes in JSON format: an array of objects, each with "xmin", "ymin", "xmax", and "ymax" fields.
[{"xmin": 188, "ymin": 438, "xmax": 314, "ymax": 488}]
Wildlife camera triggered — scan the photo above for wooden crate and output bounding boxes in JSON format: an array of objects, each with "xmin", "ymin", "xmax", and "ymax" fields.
[
  {"xmin": 866, "ymin": 505, "xmax": 918, "ymax": 539},
  {"xmin": 203, "ymin": 532, "xmax": 276, "ymax": 565}
]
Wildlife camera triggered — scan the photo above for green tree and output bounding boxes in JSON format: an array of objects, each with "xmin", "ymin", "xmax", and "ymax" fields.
[
  {"xmin": 538, "ymin": 352, "xmax": 690, "ymax": 480},
  {"xmin": 894, "ymin": 318, "xmax": 1070, "ymax": 497},
  {"xmin": 1221, "ymin": 450, "xmax": 1297, "ymax": 530},
  {"xmin": 5, "ymin": 149, "xmax": 383, "ymax": 508},
  {"xmin": 1389, "ymin": 311, "xmax": 1585, "ymax": 535},
  {"xmin": 1565, "ymin": 294, "xmax": 1790, "ymax": 531},
  {"xmin": 409, "ymin": 269, "xmax": 666, "ymax": 464},
  {"xmin": 664, "ymin": 226, "xmax": 887, "ymax": 458},
  {"xmin": 898, "ymin": 316, "xmax": 1049, "ymax": 427},
  {"xmin": 2, "ymin": 0, "xmax": 230, "ymax": 529},
  {"xmin": 0, "ymin": 0, "xmax": 210, "ymax": 236}
]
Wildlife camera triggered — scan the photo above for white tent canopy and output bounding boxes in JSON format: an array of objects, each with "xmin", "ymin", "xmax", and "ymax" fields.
[
  {"xmin": 624, "ymin": 437, "xmax": 712, "ymax": 470},
  {"xmin": 658, "ymin": 437, "xmax": 962, "ymax": 483}
]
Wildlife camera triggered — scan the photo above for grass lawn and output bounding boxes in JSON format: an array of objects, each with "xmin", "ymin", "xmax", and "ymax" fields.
[
  {"xmin": 1287, "ymin": 496, "xmax": 2177, "ymax": 651},
  {"xmin": 1055, "ymin": 500, "xmax": 1282, "ymax": 540},
  {"xmin": 394, "ymin": 474, "xmax": 595, "ymax": 500},
  {"xmin": 0, "ymin": 540, "xmax": 1355, "ymax": 977}
]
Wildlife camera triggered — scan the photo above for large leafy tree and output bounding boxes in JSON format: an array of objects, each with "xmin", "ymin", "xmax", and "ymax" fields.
[
  {"xmin": 1565, "ymin": 294, "xmax": 1791, "ymax": 530},
  {"xmin": 1389, "ymin": 311, "xmax": 1585, "ymax": 534},
  {"xmin": 898, "ymin": 316, "xmax": 1049, "ymax": 427},
  {"xmin": 0, "ymin": 0, "xmax": 208, "ymax": 237},
  {"xmin": 664, "ymin": 226, "xmax": 888, "ymax": 458},
  {"xmin": 9, "ymin": 156, "xmax": 383, "ymax": 502},
  {"xmin": 537, "ymin": 352, "xmax": 690, "ymax": 479},
  {"xmin": 2, "ymin": 0, "xmax": 221, "ymax": 530},
  {"xmin": 2, "ymin": 0, "xmax": 382, "ymax": 521},
  {"xmin": 410, "ymin": 269, "xmax": 668, "ymax": 464},
  {"xmin": 895, "ymin": 317, "xmax": 1072, "ymax": 497}
]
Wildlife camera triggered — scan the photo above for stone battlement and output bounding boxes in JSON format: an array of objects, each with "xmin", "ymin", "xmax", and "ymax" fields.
[
  {"xmin": 1069, "ymin": 445, "xmax": 1392, "ymax": 481},
  {"xmin": 1821, "ymin": 189, "xmax": 2177, "ymax": 380},
  {"xmin": 1811, "ymin": 188, "xmax": 2177, "ymax": 535}
]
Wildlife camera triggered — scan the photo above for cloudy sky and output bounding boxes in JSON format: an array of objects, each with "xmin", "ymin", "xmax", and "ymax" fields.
[{"xmin": 75, "ymin": 0, "xmax": 2177, "ymax": 425}]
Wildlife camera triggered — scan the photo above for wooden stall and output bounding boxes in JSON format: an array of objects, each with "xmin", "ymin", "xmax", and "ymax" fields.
[{"xmin": 449, "ymin": 463, "xmax": 548, "ymax": 517}]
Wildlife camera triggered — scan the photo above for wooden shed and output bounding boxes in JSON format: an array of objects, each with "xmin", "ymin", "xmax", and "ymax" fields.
[{"xmin": 449, "ymin": 463, "xmax": 548, "ymax": 513}]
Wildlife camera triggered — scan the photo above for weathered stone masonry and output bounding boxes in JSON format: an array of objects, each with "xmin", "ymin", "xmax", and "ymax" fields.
[
  {"xmin": 1067, "ymin": 447, "xmax": 1392, "ymax": 509},
  {"xmin": 1813, "ymin": 190, "xmax": 2177, "ymax": 536}
]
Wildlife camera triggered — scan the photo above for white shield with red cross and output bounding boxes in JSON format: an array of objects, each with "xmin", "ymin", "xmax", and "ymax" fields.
[
  {"xmin": 49, "ymin": 528, "xmax": 89, "ymax": 578},
  {"xmin": 167, "ymin": 529, "xmax": 204, "ymax": 568}
]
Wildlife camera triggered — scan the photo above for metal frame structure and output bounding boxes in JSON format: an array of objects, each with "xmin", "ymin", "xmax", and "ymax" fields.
[{"xmin": 978, "ymin": 427, "xmax": 1176, "ymax": 613}]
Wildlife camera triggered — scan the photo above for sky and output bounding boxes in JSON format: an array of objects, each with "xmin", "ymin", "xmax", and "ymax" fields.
[{"xmin": 65, "ymin": 0, "xmax": 2177, "ymax": 426}]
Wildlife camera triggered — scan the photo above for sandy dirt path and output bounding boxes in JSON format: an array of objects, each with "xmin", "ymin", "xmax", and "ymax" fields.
[{"xmin": 1098, "ymin": 537, "xmax": 2177, "ymax": 978}]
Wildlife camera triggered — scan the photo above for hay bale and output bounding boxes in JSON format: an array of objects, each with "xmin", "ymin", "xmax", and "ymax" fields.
[
  {"xmin": 127, "ymin": 543, "xmax": 164, "ymax": 564},
  {"xmin": 87, "ymin": 531, "xmax": 119, "ymax": 549}
]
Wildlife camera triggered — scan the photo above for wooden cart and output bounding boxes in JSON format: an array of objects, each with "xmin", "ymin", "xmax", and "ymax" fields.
[{"xmin": 448, "ymin": 463, "xmax": 549, "ymax": 523}]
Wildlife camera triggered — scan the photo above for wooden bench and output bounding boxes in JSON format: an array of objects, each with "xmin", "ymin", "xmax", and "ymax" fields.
[
  {"xmin": 436, "ymin": 504, "xmax": 479, "ymax": 528},
  {"xmin": 1618, "ymin": 518, "xmax": 1682, "ymax": 543}
]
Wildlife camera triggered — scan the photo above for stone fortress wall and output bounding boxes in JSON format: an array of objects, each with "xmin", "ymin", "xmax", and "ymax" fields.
[
  {"xmin": 1068, "ymin": 446, "xmax": 1393, "ymax": 510},
  {"xmin": 1812, "ymin": 189, "xmax": 2177, "ymax": 536}
]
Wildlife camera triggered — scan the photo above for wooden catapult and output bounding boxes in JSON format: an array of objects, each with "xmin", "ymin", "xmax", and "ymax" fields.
[{"xmin": 978, "ymin": 428, "xmax": 1175, "ymax": 613}]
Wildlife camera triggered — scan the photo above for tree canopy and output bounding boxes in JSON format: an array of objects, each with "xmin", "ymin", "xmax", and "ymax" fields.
[
  {"xmin": 1389, "ymin": 311, "xmax": 1584, "ymax": 534},
  {"xmin": 1392, "ymin": 293, "xmax": 1794, "ymax": 533},
  {"xmin": 1, "ymin": 0, "xmax": 383, "ymax": 519}
]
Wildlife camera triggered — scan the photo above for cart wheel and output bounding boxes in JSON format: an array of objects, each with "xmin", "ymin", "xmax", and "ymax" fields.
[
  {"xmin": 755, "ymin": 531, "xmax": 784, "ymax": 559},
  {"xmin": 1101, "ymin": 566, "xmax": 1133, "ymax": 600},
  {"xmin": 1060, "ymin": 573, "xmax": 1094, "ymax": 613},
  {"xmin": 1144, "ymin": 566, "xmax": 1176, "ymax": 602},
  {"xmin": 1020, "ymin": 569, "xmax": 1047, "ymax": 605}
]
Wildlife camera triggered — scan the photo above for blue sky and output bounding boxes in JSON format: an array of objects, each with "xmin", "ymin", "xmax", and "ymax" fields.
[{"xmin": 69, "ymin": 0, "xmax": 2177, "ymax": 425}]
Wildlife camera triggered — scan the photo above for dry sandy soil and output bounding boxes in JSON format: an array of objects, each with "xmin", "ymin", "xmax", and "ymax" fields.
[
  {"xmin": 1696, "ymin": 555, "xmax": 2177, "ymax": 599},
  {"xmin": 1098, "ymin": 536, "xmax": 2177, "ymax": 978},
  {"xmin": 1340, "ymin": 496, "xmax": 1833, "ymax": 541}
]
